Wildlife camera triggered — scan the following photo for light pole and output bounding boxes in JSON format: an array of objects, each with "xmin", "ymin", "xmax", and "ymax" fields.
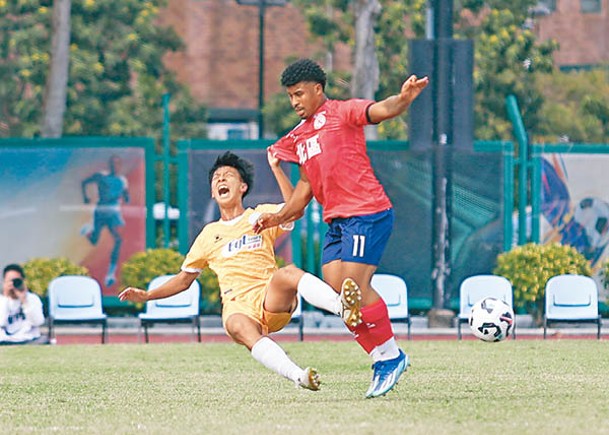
[
  {"xmin": 236, "ymin": 0, "xmax": 287, "ymax": 139},
  {"xmin": 431, "ymin": 0, "xmax": 453, "ymax": 312}
]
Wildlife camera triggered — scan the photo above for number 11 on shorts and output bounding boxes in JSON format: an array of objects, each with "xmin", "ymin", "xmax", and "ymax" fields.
[{"xmin": 352, "ymin": 235, "xmax": 366, "ymax": 257}]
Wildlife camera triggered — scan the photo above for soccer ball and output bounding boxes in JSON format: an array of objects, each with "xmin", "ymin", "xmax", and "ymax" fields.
[{"xmin": 468, "ymin": 297, "xmax": 515, "ymax": 342}]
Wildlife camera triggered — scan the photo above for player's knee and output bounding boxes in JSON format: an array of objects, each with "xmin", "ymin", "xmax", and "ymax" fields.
[
  {"xmin": 225, "ymin": 315, "xmax": 254, "ymax": 346},
  {"xmin": 275, "ymin": 264, "xmax": 304, "ymax": 286}
]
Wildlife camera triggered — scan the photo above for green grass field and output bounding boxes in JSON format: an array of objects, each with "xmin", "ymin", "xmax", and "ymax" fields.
[{"xmin": 2, "ymin": 340, "xmax": 609, "ymax": 434}]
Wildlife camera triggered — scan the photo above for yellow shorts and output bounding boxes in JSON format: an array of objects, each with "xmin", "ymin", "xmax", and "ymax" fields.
[{"xmin": 221, "ymin": 283, "xmax": 296, "ymax": 335}]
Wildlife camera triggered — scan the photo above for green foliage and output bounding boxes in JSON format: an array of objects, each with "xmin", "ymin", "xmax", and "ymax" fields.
[
  {"xmin": 119, "ymin": 248, "xmax": 221, "ymax": 314},
  {"xmin": 535, "ymin": 69, "xmax": 609, "ymax": 143},
  {"xmin": 284, "ymin": 0, "xmax": 559, "ymax": 141},
  {"xmin": 0, "ymin": 0, "xmax": 206, "ymax": 138},
  {"xmin": 294, "ymin": 0, "xmax": 351, "ymax": 53},
  {"xmin": 120, "ymin": 248, "xmax": 184, "ymax": 290},
  {"xmin": 494, "ymin": 243, "xmax": 591, "ymax": 319},
  {"xmin": 600, "ymin": 258, "xmax": 609, "ymax": 296},
  {"xmin": 274, "ymin": 0, "xmax": 417, "ymax": 139},
  {"xmin": 22, "ymin": 257, "xmax": 89, "ymax": 298},
  {"xmin": 457, "ymin": 7, "xmax": 558, "ymax": 140},
  {"xmin": 198, "ymin": 267, "xmax": 221, "ymax": 315},
  {"xmin": 262, "ymin": 92, "xmax": 301, "ymax": 138}
]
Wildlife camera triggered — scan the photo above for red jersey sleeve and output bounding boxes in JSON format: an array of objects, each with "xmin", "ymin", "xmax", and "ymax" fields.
[{"xmin": 339, "ymin": 99, "xmax": 375, "ymax": 126}]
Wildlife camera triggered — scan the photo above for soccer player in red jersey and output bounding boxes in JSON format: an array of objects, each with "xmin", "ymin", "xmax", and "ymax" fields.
[{"xmin": 254, "ymin": 58, "xmax": 428, "ymax": 398}]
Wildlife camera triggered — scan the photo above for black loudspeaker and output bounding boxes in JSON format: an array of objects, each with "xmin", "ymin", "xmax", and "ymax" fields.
[{"xmin": 408, "ymin": 39, "xmax": 473, "ymax": 150}]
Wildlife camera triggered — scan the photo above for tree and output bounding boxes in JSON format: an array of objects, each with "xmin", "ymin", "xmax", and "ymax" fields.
[
  {"xmin": 268, "ymin": 0, "xmax": 399, "ymax": 138},
  {"xmin": 271, "ymin": 0, "xmax": 558, "ymax": 141},
  {"xmin": 40, "ymin": 0, "xmax": 70, "ymax": 138},
  {"xmin": 0, "ymin": 0, "xmax": 206, "ymax": 139},
  {"xmin": 455, "ymin": 2, "xmax": 558, "ymax": 140},
  {"xmin": 0, "ymin": 1, "xmax": 49, "ymax": 137},
  {"xmin": 352, "ymin": 0, "xmax": 381, "ymax": 139},
  {"xmin": 535, "ymin": 69, "xmax": 609, "ymax": 143}
]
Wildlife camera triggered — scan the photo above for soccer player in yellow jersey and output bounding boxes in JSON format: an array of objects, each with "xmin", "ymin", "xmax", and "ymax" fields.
[{"xmin": 119, "ymin": 151, "xmax": 359, "ymax": 391}]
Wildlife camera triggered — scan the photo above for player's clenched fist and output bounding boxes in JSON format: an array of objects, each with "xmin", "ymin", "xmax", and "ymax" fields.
[{"xmin": 253, "ymin": 212, "xmax": 281, "ymax": 234}]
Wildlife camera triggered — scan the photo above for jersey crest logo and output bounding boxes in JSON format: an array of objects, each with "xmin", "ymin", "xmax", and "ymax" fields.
[
  {"xmin": 221, "ymin": 234, "xmax": 263, "ymax": 257},
  {"xmin": 313, "ymin": 112, "xmax": 326, "ymax": 130}
]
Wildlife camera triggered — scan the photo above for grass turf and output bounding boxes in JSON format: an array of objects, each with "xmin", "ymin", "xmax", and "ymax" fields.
[{"xmin": 1, "ymin": 340, "xmax": 609, "ymax": 434}]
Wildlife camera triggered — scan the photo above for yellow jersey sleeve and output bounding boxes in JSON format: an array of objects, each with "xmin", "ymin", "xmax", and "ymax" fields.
[{"xmin": 181, "ymin": 226, "xmax": 212, "ymax": 273}]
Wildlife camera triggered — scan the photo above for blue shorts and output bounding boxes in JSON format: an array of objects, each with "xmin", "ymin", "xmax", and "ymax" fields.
[{"xmin": 321, "ymin": 209, "xmax": 394, "ymax": 266}]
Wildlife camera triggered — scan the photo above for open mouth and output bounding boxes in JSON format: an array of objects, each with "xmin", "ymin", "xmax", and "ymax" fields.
[{"xmin": 217, "ymin": 185, "xmax": 230, "ymax": 197}]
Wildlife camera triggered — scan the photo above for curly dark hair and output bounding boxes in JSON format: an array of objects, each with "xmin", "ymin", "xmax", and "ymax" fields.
[
  {"xmin": 280, "ymin": 58, "xmax": 326, "ymax": 90},
  {"xmin": 208, "ymin": 151, "xmax": 254, "ymax": 198}
]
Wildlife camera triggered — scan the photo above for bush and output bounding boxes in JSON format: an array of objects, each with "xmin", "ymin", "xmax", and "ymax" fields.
[
  {"xmin": 120, "ymin": 248, "xmax": 221, "ymax": 315},
  {"xmin": 22, "ymin": 257, "xmax": 89, "ymax": 298},
  {"xmin": 120, "ymin": 248, "xmax": 184, "ymax": 290},
  {"xmin": 494, "ymin": 243, "xmax": 591, "ymax": 322},
  {"xmin": 198, "ymin": 268, "xmax": 221, "ymax": 315}
]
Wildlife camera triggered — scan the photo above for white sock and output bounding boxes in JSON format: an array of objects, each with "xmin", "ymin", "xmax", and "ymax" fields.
[
  {"xmin": 370, "ymin": 337, "xmax": 401, "ymax": 362},
  {"xmin": 251, "ymin": 337, "xmax": 304, "ymax": 383},
  {"xmin": 297, "ymin": 273, "xmax": 341, "ymax": 315}
]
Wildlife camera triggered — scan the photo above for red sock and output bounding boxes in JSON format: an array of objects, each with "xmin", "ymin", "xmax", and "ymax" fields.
[
  {"xmin": 348, "ymin": 298, "xmax": 395, "ymax": 354},
  {"xmin": 349, "ymin": 322, "xmax": 376, "ymax": 354}
]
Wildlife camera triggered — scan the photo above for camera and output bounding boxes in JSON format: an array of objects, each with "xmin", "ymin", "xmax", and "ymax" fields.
[{"xmin": 12, "ymin": 278, "xmax": 24, "ymax": 290}]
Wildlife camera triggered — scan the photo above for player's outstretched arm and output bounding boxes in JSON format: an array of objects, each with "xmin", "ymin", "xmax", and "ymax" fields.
[
  {"xmin": 119, "ymin": 270, "xmax": 198, "ymax": 302},
  {"xmin": 267, "ymin": 148, "xmax": 294, "ymax": 202},
  {"xmin": 254, "ymin": 169, "xmax": 313, "ymax": 234},
  {"xmin": 118, "ymin": 287, "xmax": 148, "ymax": 303},
  {"xmin": 368, "ymin": 75, "xmax": 429, "ymax": 123}
]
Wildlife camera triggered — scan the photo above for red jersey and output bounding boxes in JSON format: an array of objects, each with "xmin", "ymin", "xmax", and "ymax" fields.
[{"xmin": 269, "ymin": 98, "xmax": 392, "ymax": 222}]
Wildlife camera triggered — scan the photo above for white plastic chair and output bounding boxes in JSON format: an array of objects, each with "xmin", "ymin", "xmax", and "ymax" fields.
[
  {"xmin": 543, "ymin": 274, "xmax": 601, "ymax": 339},
  {"xmin": 371, "ymin": 274, "xmax": 411, "ymax": 340},
  {"xmin": 139, "ymin": 275, "xmax": 201, "ymax": 343},
  {"xmin": 47, "ymin": 275, "xmax": 108, "ymax": 343},
  {"xmin": 457, "ymin": 275, "xmax": 514, "ymax": 340}
]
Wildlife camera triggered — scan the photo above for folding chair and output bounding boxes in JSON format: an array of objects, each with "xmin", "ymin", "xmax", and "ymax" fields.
[
  {"xmin": 371, "ymin": 274, "xmax": 411, "ymax": 340},
  {"xmin": 47, "ymin": 276, "xmax": 108, "ymax": 344},
  {"xmin": 543, "ymin": 274, "xmax": 601, "ymax": 339},
  {"xmin": 139, "ymin": 275, "xmax": 201, "ymax": 343},
  {"xmin": 457, "ymin": 275, "xmax": 514, "ymax": 340}
]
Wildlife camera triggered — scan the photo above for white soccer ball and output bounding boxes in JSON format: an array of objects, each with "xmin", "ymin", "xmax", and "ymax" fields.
[
  {"xmin": 573, "ymin": 197, "xmax": 609, "ymax": 249},
  {"xmin": 468, "ymin": 297, "xmax": 515, "ymax": 342}
]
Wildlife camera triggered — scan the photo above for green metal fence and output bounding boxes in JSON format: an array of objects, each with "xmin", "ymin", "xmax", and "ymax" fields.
[
  {"xmin": 0, "ymin": 135, "xmax": 516, "ymax": 312},
  {"xmin": 176, "ymin": 139, "xmax": 514, "ymax": 311}
]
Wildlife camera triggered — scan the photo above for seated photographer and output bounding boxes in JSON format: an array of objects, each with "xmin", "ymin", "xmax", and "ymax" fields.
[{"xmin": 0, "ymin": 264, "xmax": 46, "ymax": 345}]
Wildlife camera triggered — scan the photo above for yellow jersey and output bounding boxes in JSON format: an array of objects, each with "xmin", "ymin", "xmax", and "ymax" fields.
[{"xmin": 181, "ymin": 204, "xmax": 287, "ymax": 302}]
